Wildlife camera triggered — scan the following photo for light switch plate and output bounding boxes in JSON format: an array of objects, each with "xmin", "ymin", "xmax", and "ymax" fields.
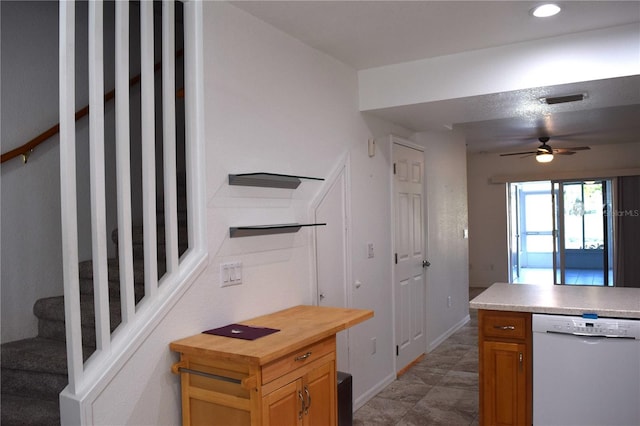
[{"xmin": 220, "ymin": 261, "xmax": 243, "ymax": 287}]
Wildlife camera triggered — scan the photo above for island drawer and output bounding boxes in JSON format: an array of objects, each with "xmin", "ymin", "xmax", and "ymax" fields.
[
  {"xmin": 480, "ymin": 310, "xmax": 530, "ymax": 340},
  {"xmin": 261, "ymin": 336, "xmax": 335, "ymax": 385}
]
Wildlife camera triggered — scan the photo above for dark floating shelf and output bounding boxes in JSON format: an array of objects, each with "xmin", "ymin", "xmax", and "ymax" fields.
[
  {"xmin": 228, "ymin": 173, "xmax": 324, "ymax": 190},
  {"xmin": 229, "ymin": 223, "xmax": 327, "ymax": 238}
]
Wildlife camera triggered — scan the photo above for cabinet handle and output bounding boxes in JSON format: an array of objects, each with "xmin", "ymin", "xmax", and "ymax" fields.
[
  {"xmin": 304, "ymin": 386, "xmax": 311, "ymax": 414},
  {"xmin": 298, "ymin": 391, "xmax": 305, "ymax": 420},
  {"xmin": 494, "ymin": 325, "xmax": 516, "ymax": 330},
  {"xmin": 519, "ymin": 352, "xmax": 523, "ymax": 372},
  {"xmin": 294, "ymin": 351, "xmax": 312, "ymax": 361}
]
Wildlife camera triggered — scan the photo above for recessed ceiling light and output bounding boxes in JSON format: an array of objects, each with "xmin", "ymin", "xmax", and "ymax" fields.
[{"xmin": 532, "ymin": 4, "xmax": 562, "ymax": 18}]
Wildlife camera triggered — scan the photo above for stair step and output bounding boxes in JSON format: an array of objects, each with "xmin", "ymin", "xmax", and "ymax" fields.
[
  {"xmin": 111, "ymin": 223, "xmax": 189, "ymax": 248},
  {"xmin": 34, "ymin": 295, "xmax": 122, "ymax": 348},
  {"xmin": 1, "ymin": 337, "xmax": 69, "ymax": 375},
  {"xmin": 0, "ymin": 393, "xmax": 60, "ymax": 426},
  {"xmin": 110, "ymin": 224, "xmax": 189, "ymax": 264},
  {"xmin": 77, "ymin": 257, "xmax": 164, "ymax": 300},
  {"xmin": 78, "ymin": 257, "xmax": 146, "ymax": 284},
  {"xmin": 0, "ymin": 338, "xmax": 79, "ymax": 401},
  {"xmin": 79, "ymin": 277, "xmax": 146, "ymax": 301}
]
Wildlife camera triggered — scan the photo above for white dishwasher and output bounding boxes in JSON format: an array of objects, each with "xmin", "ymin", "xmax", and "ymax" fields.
[{"xmin": 533, "ymin": 314, "xmax": 640, "ymax": 426}]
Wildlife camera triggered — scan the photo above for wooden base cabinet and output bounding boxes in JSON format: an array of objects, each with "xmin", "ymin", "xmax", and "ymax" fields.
[
  {"xmin": 478, "ymin": 310, "xmax": 532, "ymax": 426},
  {"xmin": 170, "ymin": 305, "xmax": 373, "ymax": 426},
  {"xmin": 263, "ymin": 358, "xmax": 335, "ymax": 426}
]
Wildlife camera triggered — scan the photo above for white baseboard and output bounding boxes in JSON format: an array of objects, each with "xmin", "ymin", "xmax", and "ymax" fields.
[
  {"xmin": 426, "ymin": 314, "xmax": 471, "ymax": 353},
  {"xmin": 353, "ymin": 371, "xmax": 396, "ymax": 411}
]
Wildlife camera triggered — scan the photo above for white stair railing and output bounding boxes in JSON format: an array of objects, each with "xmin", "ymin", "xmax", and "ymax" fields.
[
  {"xmin": 58, "ymin": 1, "xmax": 206, "ymax": 423},
  {"xmin": 115, "ymin": 0, "xmax": 136, "ymax": 325}
]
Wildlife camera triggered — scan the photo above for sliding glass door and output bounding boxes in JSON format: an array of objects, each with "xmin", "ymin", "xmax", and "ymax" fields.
[
  {"xmin": 552, "ymin": 180, "xmax": 614, "ymax": 285},
  {"xmin": 509, "ymin": 181, "xmax": 554, "ymax": 284},
  {"xmin": 508, "ymin": 179, "xmax": 614, "ymax": 286}
]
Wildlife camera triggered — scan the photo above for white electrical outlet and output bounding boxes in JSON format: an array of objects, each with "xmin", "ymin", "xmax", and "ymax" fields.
[
  {"xmin": 447, "ymin": 296, "xmax": 452, "ymax": 308},
  {"xmin": 220, "ymin": 262, "xmax": 243, "ymax": 287}
]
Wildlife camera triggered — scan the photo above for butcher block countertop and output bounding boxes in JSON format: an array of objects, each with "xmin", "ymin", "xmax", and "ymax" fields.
[
  {"xmin": 169, "ymin": 305, "xmax": 373, "ymax": 365},
  {"xmin": 470, "ymin": 283, "xmax": 640, "ymax": 319}
]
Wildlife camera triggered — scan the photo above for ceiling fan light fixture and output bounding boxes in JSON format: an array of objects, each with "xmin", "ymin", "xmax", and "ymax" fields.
[
  {"xmin": 532, "ymin": 3, "xmax": 561, "ymax": 18},
  {"xmin": 536, "ymin": 152, "xmax": 554, "ymax": 163}
]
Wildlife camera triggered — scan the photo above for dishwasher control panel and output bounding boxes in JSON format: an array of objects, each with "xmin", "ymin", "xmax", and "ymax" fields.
[{"xmin": 532, "ymin": 314, "xmax": 640, "ymax": 339}]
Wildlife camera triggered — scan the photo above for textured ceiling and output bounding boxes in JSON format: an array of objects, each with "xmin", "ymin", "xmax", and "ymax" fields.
[{"xmin": 232, "ymin": 1, "xmax": 640, "ymax": 153}]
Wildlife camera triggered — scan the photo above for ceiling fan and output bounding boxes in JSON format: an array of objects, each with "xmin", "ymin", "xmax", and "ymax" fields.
[{"xmin": 499, "ymin": 137, "xmax": 591, "ymax": 163}]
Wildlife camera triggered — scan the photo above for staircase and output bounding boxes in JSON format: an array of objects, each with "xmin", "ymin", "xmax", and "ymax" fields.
[{"xmin": 1, "ymin": 184, "xmax": 188, "ymax": 425}]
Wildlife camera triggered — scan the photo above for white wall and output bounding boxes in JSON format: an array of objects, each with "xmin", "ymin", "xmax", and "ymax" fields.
[
  {"xmin": 414, "ymin": 130, "xmax": 470, "ymax": 350},
  {"xmin": 468, "ymin": 142, "xmax": 640, "ymax": 287},
  {"xmin": 1, "ymin": 2, "xmax": 65, "ymax": 342},
  {"xmin": 89, "ymin": 3, "xmax": 413, "ymax": 423}
]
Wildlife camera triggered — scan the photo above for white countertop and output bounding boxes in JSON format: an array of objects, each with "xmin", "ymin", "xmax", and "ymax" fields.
[{"xmin": 470, "ymin": 283, "xmax": 640, "ymax": 319}]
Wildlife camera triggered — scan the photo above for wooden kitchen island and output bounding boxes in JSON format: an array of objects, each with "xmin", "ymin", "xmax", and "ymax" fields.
[
  {"xmin": 170, "ymin": 305, "xmax": 373, "ymax": 426},
  {"xmin": 470, "ymin": 283, "xmax": 640, "ymax": 426}
]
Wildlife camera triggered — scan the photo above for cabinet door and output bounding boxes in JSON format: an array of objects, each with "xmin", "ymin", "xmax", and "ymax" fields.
[
  {"xmin": 263, "ymin": 379, "xmax": 303, "ymax": 426},
  {"xmin": 304, "ymin": 360, "xmax": 336, "ymax": 426},
  {"xmin": 482, "ymin": 341, "xmax": 527, "ymax": 426}
]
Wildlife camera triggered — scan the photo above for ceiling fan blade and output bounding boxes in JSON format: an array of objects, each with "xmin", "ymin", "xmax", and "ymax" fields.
[
  {"xmin": 520, "ymin": 153, "xmax": 535, "ymax": 158},
  {"xmin": 566, "ymin": 146, "xmax": 591, "ymax": 151},
  {"xmin": 555, "ymin": 151, "xmax": 577, "ymax": 155},
  {"xmin": 500, "ymin": 150, "xmax": 536, "ymax": 157}
]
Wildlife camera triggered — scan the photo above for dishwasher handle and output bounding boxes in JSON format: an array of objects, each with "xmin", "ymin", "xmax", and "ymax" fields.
[{"xmin": 546, "ymin": 330, "xmax": 636, "ymax": 339}]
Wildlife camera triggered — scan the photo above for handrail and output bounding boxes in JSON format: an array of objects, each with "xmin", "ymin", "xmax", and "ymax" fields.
[{"xmin": 1, "ymin": 49, "xmax": 183, "ymax": 165}]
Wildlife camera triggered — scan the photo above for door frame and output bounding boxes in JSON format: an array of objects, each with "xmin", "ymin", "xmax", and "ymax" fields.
[
  {"xmin": 390, "ymin": 135, "xmax": 427, "ymax": 373},
  {"xmin": 508, "ymin": 183, "xmax": 521, "ymax": 282}
]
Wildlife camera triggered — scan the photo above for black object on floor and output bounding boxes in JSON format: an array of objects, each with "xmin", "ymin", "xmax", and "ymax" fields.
[{"xmin": 337, "ymin": 371, "xmax": 353, "ymax": 426}]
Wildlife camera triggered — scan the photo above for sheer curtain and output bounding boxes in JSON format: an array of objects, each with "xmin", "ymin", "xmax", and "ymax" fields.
[{"xmin": 615, "ymin": 176, "xmax": 640, "ymax": 287}]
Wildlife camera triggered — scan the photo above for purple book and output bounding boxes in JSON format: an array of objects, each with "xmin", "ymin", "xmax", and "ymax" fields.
[{"xmin": 203, "ymin": 324, "xmax": 280, "ymax": 341}]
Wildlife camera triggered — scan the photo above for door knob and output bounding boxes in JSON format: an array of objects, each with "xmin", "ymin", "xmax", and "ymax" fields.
[
  {"xmin": 319, "ymin": 293, "xmax": 325, "ymax": 300},
  {"xmin": 422, "ymin": 260, "xmax": 431, "ymax": 268}
]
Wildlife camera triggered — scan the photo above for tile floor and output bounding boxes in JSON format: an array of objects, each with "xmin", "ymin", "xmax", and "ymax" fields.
[
  {"xmin": 513, "ymin": 267, "xmax": 613, "ymax": 286},
  {"xmin": 353, "ymin": 288, "xmax": 486, "ymax": 426}
]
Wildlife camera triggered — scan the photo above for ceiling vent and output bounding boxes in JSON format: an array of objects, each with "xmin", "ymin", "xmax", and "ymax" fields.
[{"xmin": 540, "ymin": 93, "xmax": 586, "ymax": 105}]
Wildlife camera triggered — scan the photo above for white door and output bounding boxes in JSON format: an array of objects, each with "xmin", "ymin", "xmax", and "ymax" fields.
[
  {"xmin": 393, "ymin": 141, "xmax": 427, "ymax": 372},
  {"xmin": 315, "ymin": 168, "xmax": 350, "ymax": 372}
]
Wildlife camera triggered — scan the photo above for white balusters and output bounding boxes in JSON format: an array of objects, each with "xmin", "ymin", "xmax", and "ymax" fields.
[
  {"xmin": 140, "ymin": 1, "xmax": 158, "ymax": 301},
  {"xmin": 59, "ymin": 1, "xmax": 206, "ymax": 422},
  {"xmin": 115, "ymin": 1, "xmax": 136, "ymax": 324},
  {"xmin": 88, "ymin": 0, "xmax": 111, "ymax": 353},
  {"xmin": 162, "ymin": 0, "xmax": 180, "ymax": 275},
  {"xmin": 184, "ymin": 0, "xmax": 207, "ymax": 250},
  {"xmin": 59, "ymin": 0, "xmax": 83, "ymax": 394}
]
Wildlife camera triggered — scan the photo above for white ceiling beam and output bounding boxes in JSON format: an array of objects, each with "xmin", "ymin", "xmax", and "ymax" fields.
[{"xmin": 358, "ymin": 23, "xmax": 640, "ymax": 112}]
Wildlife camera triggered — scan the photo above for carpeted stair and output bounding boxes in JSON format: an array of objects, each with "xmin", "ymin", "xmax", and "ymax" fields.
[{"xmin": 1, "ymin": 191, "xmax": 188, "ymax": 425}]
